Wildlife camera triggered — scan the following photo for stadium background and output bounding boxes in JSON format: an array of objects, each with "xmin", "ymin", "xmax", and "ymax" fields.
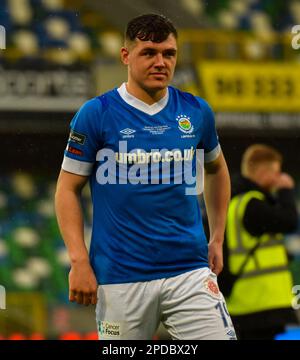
[{"xmin": 0, "ymin": 0, "xmax": 300, "ymax": 340}]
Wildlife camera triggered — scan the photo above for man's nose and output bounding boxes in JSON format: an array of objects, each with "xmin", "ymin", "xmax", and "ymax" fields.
[{"xmin": 154, "ymin": 53, "xmax": 165, "ymax": 67}]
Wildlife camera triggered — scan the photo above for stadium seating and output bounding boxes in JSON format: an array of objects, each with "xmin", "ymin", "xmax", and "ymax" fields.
[
  {"xmin": 0, "ymin": 0, "xmax": 298, "ymax": 64},
  {"xmin": 0, "ymin": 173, "xmax": 92, "ymax": 304}
]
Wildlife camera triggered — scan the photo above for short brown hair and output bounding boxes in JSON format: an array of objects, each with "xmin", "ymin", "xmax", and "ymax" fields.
[
  {"xmin": 125, "ymin": 14, "xmax": 177, "ymax": 44},
  {"xmin": 241, "ymin": 144, "xmax": 282, "ymax": 177}
]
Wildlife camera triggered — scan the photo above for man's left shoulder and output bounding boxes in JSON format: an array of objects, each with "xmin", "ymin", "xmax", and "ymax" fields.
[{"xmin": 171, "ymin": 87, "xmax": 211, "ymax": 111}]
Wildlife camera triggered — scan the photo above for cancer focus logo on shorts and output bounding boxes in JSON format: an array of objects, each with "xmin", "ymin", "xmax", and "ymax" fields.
[
  {"xmin": 0, "ymin": 285, "xmax": 6, "ymax": 310},
  {"xmin": 98, "ymin": 321, "xmax": 121, "ymax": 338}
]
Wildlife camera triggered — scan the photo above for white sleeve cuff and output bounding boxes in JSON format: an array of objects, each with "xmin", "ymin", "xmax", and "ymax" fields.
[
  {"xmin": 204, "ymin": 144, "xmax": 221, "ymax": 163},
  {"xmin": 62, "ymin": 156, "xmax": 94, "ymax": 176}
]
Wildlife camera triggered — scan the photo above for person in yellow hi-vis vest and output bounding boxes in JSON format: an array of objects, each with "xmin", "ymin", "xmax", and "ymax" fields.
[{"xmin": 224, "ymin": 144, "xmax": 298, "ymax": 340}]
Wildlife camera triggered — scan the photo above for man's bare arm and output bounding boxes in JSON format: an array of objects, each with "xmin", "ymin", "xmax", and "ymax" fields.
[
  {"xmin": 204, "ymin": 151, "xmax": 231, "ymax": 275},
  {"xmin": 55, "ymin": 169, "xmax": 98, "ymax": 306}
]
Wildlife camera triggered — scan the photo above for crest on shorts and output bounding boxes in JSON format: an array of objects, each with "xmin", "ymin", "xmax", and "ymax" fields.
[{"xmin": 204, "ymin": 277, "xmax": 221, "ymax": 299}]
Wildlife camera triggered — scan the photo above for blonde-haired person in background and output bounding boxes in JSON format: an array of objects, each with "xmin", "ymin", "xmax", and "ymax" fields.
[{"xmin": 221, "ymin": 144, "xmax": 298, "ymax": 340}]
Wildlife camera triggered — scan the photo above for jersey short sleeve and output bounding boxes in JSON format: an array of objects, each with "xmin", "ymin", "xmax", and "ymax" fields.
[
  {"xmin": 196, "ymin": 98, "xmax": 221, "ymax": 163},
  {"xmin": 62, "ymin": 98, "xmax": 103, "ymax": 176}
]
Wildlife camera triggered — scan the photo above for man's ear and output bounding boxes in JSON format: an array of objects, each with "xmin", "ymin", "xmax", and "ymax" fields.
[{"xmin": 120, "ymin": 47, "xmax": 129, "ymax": 65}]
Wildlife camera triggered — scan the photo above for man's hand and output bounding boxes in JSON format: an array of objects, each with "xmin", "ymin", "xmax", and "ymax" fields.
[
  {"xmin": 208, "ymin": 239, "xmax": 224, "ymax": 276},
  {"xmin": 275, "ymin": 173, "xmax": 295, "ymax": 190},
  {"xmin": 69, "ymin": 260, "xmax": 98, "ymax": 306}
]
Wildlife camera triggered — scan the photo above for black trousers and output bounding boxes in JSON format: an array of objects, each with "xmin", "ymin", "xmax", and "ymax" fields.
[{"xmin": 234, "ymin": 325, "xmax": 285, "ymax": 340}]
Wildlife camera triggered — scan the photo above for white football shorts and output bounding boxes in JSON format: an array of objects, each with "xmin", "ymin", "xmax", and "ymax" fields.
[{"xmin": 95, "ymin": 267, "xmax": 237, "ymax": 340}]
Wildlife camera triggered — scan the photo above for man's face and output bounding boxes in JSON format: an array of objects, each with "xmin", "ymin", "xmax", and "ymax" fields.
[
  {"xmin": 121, "ymin": 34, "xmax": 177, "ymax": 93},
  {"xmin": 255, "ymin": 161, "xmax": 281, "ymax": 191}
]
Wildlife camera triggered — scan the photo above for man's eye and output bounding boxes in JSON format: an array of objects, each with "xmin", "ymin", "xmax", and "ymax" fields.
[{"xmin": 165, "ymin": 52, "xmax": 175, "ymax": 58}]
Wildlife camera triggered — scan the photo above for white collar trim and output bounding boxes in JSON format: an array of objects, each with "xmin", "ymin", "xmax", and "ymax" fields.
[{"xmin": 117, "ymin": 83, "xmax": 169, "ymax": 115}]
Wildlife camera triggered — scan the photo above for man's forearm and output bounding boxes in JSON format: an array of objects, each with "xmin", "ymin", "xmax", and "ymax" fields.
[
  {"xmin": 55, "ymin": 188, "xmax": 89, "ymax": 264},
  {"xmin": 204, "ymin": 155, "xmax": 231, "ymax": 242}
]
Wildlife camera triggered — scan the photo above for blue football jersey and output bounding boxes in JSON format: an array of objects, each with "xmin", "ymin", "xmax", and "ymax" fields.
[{"xmin": 62, "ymin": 84, "xmax": 221, "ymax": 284}]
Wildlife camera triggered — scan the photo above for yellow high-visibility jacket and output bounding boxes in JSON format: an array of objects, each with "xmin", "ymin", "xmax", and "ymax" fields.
[{"xmin": 226, "ymin": 190, "xmax": 294, "ymax": 315}]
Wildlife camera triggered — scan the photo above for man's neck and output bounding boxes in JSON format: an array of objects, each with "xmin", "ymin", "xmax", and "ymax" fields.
[{"xmin": 125, "ymin": 82, "xmax": 167, "ymax": 105}]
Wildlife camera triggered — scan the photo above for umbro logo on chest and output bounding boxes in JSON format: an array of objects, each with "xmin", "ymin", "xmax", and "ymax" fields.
[{"xmin": 120, "ymin": 128, "xmax": 136, "ymax": 139}]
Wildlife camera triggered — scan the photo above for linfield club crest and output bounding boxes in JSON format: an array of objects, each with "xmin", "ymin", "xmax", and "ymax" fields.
[{"xmin": 176, "ymin": 115, "xmax": 194, "ymax": 134}]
